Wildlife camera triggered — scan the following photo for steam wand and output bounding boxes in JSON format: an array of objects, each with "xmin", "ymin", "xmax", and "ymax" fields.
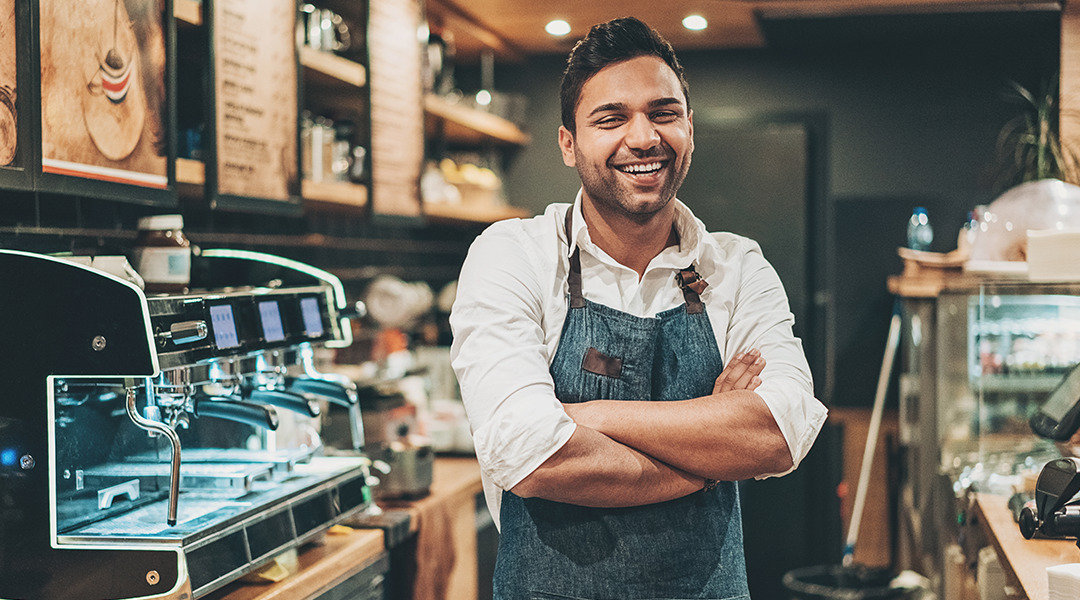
[{"xmin": 124, "ymin": 378, "xmax": 181, "ymax": 527}]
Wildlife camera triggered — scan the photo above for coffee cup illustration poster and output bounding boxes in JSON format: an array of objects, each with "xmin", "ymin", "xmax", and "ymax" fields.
[{"xmin": 39, "ymin": 0, "xmax": 167, "ymax": 188}]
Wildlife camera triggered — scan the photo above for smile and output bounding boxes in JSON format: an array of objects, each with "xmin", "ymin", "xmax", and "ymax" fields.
[{"xmin": 616, "ymin": 161, "xmax": 665, "ymax": 175}]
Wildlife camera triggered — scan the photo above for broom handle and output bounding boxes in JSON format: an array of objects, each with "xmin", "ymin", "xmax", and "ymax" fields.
[{"xmin": 843, "ymin": 305, "xmax": 902, "ymax": 566}]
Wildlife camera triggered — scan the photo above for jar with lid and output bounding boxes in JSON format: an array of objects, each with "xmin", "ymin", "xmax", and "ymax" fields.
[{"xmin": 131, "ymin": 214, "xmax": 191, "ymax": 294}]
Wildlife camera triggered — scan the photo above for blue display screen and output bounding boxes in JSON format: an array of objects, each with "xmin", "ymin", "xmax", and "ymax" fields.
[
  {"xmin": 258, "ymin": 300, "xmax": 286, "ymax": 342},
  {"xmin": 209, "ymin": 304, "xmax": 240, "ymax": 349},
  {"xmin": 300, "ymin": 297, "xmax": 324, "ymax": 337}
]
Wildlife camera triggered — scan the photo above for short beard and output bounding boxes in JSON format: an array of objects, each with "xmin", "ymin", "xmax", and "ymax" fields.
[{"xmin": 575, "ymin": 144, "xmax": 689, "ymax": 223}]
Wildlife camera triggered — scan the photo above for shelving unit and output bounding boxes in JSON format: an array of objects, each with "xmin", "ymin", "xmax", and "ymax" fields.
[
  {"xmin": 424, "ymin": 94, "xmax": 530, "ymax": 146},
  {"xmin": 422, "ymin": 95, "xmax": 533, "ymax": 224}
]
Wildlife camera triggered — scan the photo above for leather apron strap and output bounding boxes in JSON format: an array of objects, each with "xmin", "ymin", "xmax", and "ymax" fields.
[{"xmin": 564, "ymin": 206, "xmax": 707, "ymax": 313}]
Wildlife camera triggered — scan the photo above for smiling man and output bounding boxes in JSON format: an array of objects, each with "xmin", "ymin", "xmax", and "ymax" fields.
[{"xmin": 450, "ymin": 17, "xmax": 827, "ymax": 600}]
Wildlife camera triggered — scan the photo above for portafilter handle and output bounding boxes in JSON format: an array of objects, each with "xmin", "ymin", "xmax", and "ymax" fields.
[
  {"xmin": 282, "ymin": 376, "xmax": 357, "ymax": 407},
  {"xmin": 192, "ymin": 395, "xmax": 281, "ymax": 430},
  {"xmin": 242, "ymin": 388, "xmax": 321, "ymax": 417}
]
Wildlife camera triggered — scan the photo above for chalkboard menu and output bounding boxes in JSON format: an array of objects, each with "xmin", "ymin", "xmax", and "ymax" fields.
[{"xmin": 208, "ymin": 0, "xmax": 299, "ymax": 213}]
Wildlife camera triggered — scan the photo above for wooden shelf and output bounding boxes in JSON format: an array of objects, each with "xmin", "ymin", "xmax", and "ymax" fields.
[
  {"xmin": 300, "ymin": 47, "xmax": 367, "ymax": 88},
  {"xmin": 424, "ymin": 94, "xmax": 531, "ymax": 146},
  {"xmin": 175, "ymin": 160, "xmax": 367, "ymax": 211},
  {"xmin": 174, "ymin": 0, "xmax": 202, "ymax": 26},
  {"xmin": 176, "ymin": 157, "xmax": 205, "ymax": 185},
  {"xmin": 424, "ymin": 202, "xmax": 530, "ymax": 224},
  {"xmin": 302, "ymin": 179, "xmax": 368, "ymax": 210}
]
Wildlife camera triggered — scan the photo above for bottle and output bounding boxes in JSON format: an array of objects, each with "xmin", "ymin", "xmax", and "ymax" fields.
[
  {"xmin": 907, "ymin": 207, "xmax": 934, "ymax": 252},
  {"xmin": 131, "ymin": 214, "xmax": 191, "ymax": 294}
]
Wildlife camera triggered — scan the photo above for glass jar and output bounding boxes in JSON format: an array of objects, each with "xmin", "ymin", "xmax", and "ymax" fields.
[{"xmin": 131, "ymin": 214, "xmax": 191, "ymax": 294}]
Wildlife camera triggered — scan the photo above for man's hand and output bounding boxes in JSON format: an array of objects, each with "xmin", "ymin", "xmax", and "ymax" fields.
[{"xmin": 712, "ymin": 348, "xmax": 764, "ymax": 394}]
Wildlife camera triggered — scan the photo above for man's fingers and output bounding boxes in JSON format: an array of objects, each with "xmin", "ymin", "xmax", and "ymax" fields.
[{"xmin": 713, "ymin": 349, "xmax": 764, "ymax": 394}]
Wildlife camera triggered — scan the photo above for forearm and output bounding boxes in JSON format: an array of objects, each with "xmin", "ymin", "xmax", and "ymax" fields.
[
  {"xmin": 568, "ymin": 391, "xmax": 792, "ymax": 481},
  {"xmin": 510, "ymin": 425, "xmax": 704, "ymax": 506}
]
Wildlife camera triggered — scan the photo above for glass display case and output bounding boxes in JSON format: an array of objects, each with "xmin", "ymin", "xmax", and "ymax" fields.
[{"xmin": 893, "ymin": 276, "xmax": 1080, "ymax": 589}]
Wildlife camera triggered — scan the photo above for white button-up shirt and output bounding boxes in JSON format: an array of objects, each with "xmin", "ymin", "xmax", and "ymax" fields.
[{"xmin": 450, "ymin": 194, "xmax": 828, "ymax": 528}]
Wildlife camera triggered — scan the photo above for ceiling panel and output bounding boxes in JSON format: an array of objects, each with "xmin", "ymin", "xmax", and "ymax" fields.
[{"xmin": 425, "ymin": 0, "xmax": 1060, "ymax": 62}]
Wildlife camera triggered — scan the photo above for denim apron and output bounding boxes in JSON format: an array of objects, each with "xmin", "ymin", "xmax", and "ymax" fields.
[{"xmin": 492, "ymin": 210, "xmax": 750, "ymax": 600}]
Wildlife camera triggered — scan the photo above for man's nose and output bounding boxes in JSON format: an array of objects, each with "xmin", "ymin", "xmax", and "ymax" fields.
[{"xmin": 624, "ymin": 114, "xmax": 660, "ymax": 150}]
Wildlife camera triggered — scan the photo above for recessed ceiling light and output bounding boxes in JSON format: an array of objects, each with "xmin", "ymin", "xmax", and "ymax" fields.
[
  {"xmin": 682, "ymin": 15, "xmax": 708, "ymax": 31},
  {"xmin": 545, "ymin": 19, "xmax": 571, "ymax": 36}
]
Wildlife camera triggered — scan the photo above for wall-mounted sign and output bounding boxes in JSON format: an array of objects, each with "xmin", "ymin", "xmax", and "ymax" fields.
[
  {"xmin": 208, "ymin": 0, "xmax": 299, "ymax": 212},
  {"xmin": 38, "ymin": 0, "xmax": 169, "ymax": 192}
]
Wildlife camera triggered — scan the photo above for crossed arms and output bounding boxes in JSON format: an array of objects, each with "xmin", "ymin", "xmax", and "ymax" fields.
[{"xmin": 511, "ymin": 349, "xmax": 794, "ymax": 507}]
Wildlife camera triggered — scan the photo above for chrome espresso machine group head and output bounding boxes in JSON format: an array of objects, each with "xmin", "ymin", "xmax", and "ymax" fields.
[{"xmin": 0, "ymin": 248, "xmax": 373, "ymax": 600}]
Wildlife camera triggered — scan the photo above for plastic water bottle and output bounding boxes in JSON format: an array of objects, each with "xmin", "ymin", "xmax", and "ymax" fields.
[{"xmin": 907, "ymin": 207, "xmax": 934, "ymax": 251}]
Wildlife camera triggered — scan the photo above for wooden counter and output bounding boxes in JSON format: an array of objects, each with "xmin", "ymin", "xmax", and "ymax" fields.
[
  {"xmin": 376, "ymin": 456, "xmax": 486, "ymax": 600},
  {"xmin": 203, "ymin": 527, "xmax": 386, "ymax": 600},
  {"xmin": 203, "ymin": 457, "xmax": 485, "ymax": 600},
  {"xmin": 975, "ymin": 493, "xmax": 1080, "ymax": 600}
]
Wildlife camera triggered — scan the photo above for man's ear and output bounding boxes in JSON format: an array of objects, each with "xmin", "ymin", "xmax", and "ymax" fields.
[
  {"xmin": 558, "ymin": 125, "xmax": 576, "ymax": 167},
  {"xmin": 687, "ymin": 109, "xmax": 695, "ymax": 154}
]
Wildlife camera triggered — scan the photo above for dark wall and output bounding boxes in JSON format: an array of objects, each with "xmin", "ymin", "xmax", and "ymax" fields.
[{"xmin": 487, "ymin": 10, "xmax": 1061, "ymax": 408}]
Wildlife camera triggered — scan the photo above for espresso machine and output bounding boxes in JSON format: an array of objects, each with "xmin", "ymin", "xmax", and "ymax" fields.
[{"xmin": 0, "ymin": 248, "xmax": 374, "ymax": 600}]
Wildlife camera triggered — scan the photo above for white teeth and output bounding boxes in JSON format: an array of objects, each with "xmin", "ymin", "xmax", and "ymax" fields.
[{"xmin": 618, "ymin": 162, "xmax": 663, "ymax": 174}]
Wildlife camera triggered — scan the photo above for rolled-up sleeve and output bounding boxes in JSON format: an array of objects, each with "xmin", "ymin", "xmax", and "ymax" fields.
[
  {"xmin": 450, "ymin": 222, "xmax": 577, "ymax": 491},
  {"xmin": 724, "ymin": 239, "xmax": 828, "ymax": 478}
]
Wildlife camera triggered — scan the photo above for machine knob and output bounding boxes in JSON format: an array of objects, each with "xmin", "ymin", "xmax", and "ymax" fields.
[
  {"xmin": 1019, "ymin": 506, "xmax": 1040, "ymax": 540},
  {"xmin": 157, "ymin": 320, "xmax": 208, "ymax": 346},
  {"xmin": 170, "ymin": 320, "xmax": 208, "ymax": 344}
]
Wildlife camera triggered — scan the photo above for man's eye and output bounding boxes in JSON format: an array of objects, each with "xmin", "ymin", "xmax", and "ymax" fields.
[
  {"xmin": 652, "ymin": 111, "xmax": 679, "ymax": 122},
  {"xmin": 595, "ymin": 116, "xmax": 624, "ymax": 128}
]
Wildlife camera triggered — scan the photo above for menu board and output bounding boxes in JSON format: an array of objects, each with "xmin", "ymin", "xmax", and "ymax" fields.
[
  {"xmin": 38, "ymin": 0, "xmax": 167, "ymax": 189},
  {"xmin": 212, "ymin": 0, "xmax": 297, "ymax": 207}
]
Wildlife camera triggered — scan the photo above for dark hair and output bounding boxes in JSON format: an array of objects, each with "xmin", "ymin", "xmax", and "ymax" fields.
[{"xmin": 560, "ymin": 17, "xmax": 690, "ymax": 134}]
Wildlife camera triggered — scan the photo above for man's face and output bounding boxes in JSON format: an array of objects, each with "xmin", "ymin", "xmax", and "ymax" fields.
[{"xmin": 559, "ymin": 55, "xmax": 693, "ymax": 220}]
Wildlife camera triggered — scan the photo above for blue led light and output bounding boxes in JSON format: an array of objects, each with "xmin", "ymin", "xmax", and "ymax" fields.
[{"xmin": 1, "ymin": 449, "xmax": 16, "ymax": 466}]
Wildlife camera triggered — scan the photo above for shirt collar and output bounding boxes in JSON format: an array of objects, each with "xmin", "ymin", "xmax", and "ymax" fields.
[{"xmin": 565, "ymin": 189, "xmax": 706, "ymax": 266}]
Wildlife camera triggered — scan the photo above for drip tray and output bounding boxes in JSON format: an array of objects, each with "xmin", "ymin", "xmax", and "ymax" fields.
[
  {"xmin": 127, "ymin": 446, "xmax": 317, "ymax": 477},
  {"xmin": 82, "ymin": 461, "xmax": 275, "ymax": 495}
]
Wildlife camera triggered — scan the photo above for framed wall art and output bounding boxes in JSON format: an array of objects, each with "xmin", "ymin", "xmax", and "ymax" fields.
[{"xmin": 33, "ymin": 0, "xmax": 176, "ymax": 205}]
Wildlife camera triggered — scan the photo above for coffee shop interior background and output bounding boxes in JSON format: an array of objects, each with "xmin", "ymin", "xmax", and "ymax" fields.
[{"xmin": 0, "ymin": 0, "xmax": 1067, "ymax": 598}]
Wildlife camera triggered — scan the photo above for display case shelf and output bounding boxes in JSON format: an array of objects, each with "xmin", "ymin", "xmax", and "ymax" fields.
[
  {"xmin": 424, "ymin": 94, "xmax": 530, "ymax": 146},
  {"xmin": 299, "ymin": 47, "xmax": 367, "ymax": 88},
  {"xmin": 969, "ymin": 374, "xmax": 1065, "ymax": 393}
]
